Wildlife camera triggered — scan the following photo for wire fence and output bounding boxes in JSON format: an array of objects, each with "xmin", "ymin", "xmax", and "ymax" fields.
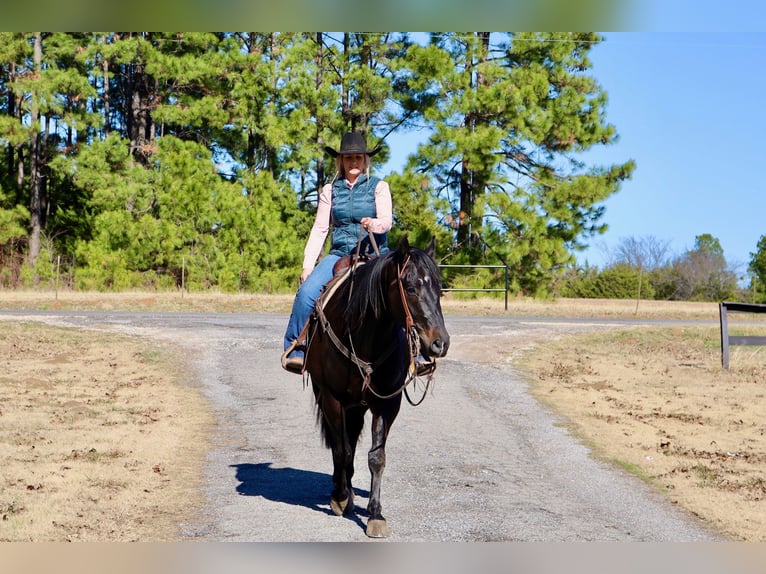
[{"xmin": 438, "ymin": 264, "xmax": 510, "ymax": 310}]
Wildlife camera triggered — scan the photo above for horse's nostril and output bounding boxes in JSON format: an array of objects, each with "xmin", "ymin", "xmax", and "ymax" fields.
[{"xmin": 430, "ymin": 338, "xmax": 448, "ymax": 357}]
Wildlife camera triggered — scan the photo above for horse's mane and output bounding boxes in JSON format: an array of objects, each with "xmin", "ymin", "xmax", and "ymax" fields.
[
  {"xmin": 342, "ymin": 246, "xmax": 441, "ymax": 330},
  {"xmin": 342, "ymin": 251, "xmax": 396, "ymax": 330}
]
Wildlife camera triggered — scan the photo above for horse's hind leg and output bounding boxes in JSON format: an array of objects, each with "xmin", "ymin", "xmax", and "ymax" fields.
[{"xmin": 323, "ymin": 400, "xmax": 357, "ymax": 517}]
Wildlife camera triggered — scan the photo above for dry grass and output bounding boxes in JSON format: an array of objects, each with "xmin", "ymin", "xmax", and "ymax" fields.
[
  {"xmin": 518, "ymin": 325, "xmax": 766, "ymax": 541},
  {"xmin": 0, "ymin": 320, "xmax": 213, "ymax": 541},
  {"xmin": 0, "ymin": 289, "xmax": 295, "ymax": 314},
  {"xmin": 0, "ymin": 288, "xmax": 733, "ymax": 320}
]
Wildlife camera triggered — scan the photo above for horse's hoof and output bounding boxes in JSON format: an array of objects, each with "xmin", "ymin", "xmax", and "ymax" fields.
[
  {"xmin": 366, "ymin": 519, "xmax": 389, "ymax": 538},
  {"xmin": 331, "ymin": 491, "xmax": 354, "ymax": 516},
  {"xmin": 330, "ymin": 497, "xmax": 348, "ymax": 516}
]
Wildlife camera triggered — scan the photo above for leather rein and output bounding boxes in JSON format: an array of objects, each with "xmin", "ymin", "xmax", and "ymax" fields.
[{"xmin": 312, "ymin": 231, "xmax": 429, "ymax": 405}]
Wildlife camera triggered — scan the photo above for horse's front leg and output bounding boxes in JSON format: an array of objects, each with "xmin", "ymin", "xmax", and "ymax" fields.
[{"xmin": 366, "ymin": 401, "xmax": 400, "ymax": 538}]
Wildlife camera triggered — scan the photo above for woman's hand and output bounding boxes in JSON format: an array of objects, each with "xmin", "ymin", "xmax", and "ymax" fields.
[
  {"xmin": 300, "ymin": 268, "xmax": 311, "ymax": 283},
  {"xmin": 360, "ymin": 217, "xmax": 372, "ymax": 231}
]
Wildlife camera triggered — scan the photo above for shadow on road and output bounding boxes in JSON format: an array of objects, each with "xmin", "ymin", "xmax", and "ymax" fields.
[{"xmin": 231, "ymin": 462, "xmax": 369, "ymax": 529}]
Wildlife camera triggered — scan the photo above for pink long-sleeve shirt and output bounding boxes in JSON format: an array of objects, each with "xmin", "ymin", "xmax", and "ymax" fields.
[{"xmin": 302, "ymin": 178, "xmax": 393, "ymax": 273}]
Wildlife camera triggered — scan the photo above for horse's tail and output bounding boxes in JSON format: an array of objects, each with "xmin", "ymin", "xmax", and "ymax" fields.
[
  {"xmin": 314, "ymin": 395, "xmax": 335, "ymax": 450},
  {"xmin": 313, "ymin": 389, "xmax": 366, "ymax": 451}
]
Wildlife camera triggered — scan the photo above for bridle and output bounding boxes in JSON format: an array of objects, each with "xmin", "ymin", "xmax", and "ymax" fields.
[{"xmin": 312, "ymin": 238, "xmax": 433, "ymax": 406}]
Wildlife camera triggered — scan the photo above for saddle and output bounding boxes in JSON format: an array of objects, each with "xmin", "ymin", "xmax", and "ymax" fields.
[
  {"xmin": 281, "ymin": 251, "xmax": 437, "ymax": 380},
  {"xmin": 280, "ymin": 255, "xmax": 368, "ymax": 374},
  {"xmin": 332, "ymin": 253, "xmax": 369, "ymax": 276}
]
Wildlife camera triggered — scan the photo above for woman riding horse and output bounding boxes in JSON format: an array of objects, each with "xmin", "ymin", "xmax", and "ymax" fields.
[{"xmin": 282, "ymin": 131, "xmax": 391, "ymax": 374}]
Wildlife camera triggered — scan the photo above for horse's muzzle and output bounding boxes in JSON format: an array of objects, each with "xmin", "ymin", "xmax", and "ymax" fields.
[{"xmin": 425, "ymin": 332, "xmax": 450, "ymax": 358}]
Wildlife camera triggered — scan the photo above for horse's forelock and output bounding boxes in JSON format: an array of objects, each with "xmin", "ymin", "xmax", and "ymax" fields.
[{"xmin": 404, "ymin": 247, "xmax": 442, "ymax": 289}]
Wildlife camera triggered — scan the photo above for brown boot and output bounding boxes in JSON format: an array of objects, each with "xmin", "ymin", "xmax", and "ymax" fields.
[{"xmin": 281, "ymin": 338, "xmax": 306, "ymax": 375}]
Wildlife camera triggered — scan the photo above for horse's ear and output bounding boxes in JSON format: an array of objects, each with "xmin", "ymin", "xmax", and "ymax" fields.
[
  {"xmin": 425, "ymin": 236, "xmax": 435, "ymax": 258},
  {"xmin": 397, "ymin": 234, "xmax": 411, "ymax": 255}
]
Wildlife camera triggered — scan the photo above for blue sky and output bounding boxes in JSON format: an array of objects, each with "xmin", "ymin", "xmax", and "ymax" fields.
[
  {"xmin": 381, "ymin": 31, "xmax": 766, "ymax": 279},
  {"xmin": 575, "ymin": 32, "xmax": 766, "ymax": 275}
]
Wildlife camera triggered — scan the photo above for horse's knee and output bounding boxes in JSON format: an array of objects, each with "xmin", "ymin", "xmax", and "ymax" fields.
[{"xmin": 368, "ymin": 445, "xmax": 386, "ymax": 474}]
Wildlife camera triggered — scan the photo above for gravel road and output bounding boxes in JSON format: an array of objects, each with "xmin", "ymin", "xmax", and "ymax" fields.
[{"xmin": 7, "ymin": 311, "xmax": 722, "ymax": 542}]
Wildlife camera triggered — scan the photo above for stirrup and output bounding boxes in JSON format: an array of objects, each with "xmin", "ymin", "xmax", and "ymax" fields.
[
  {"xmin": 282, "ymin": 355, "xmax": 305, "ymax": 375},
  {"xmin": 281, "ymin": 339, "xmax": 306, "ymax": 375}
]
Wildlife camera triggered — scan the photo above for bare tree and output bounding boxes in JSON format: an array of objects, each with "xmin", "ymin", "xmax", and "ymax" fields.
[{"xmin": 611, "ymin": 235, "xmax": 672, "ymax": 271}]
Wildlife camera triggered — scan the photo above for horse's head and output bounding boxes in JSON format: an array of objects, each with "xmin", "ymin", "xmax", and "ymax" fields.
[{"xmin": 394, "ymin": 235, "xmax": 450, "ymax": 360}]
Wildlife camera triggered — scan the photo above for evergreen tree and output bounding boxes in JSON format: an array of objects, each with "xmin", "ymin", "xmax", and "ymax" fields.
[
  {"xmin": 593, "ymin": 263, "xmax": 654, "ymax": 300},
  {"xmin": 672, "ymin": 234, "xmax": 737, "ymax": 301},
  {"xmin": 0, "ymin": 31, "xmax": 634, "ymax": 294},
  {"xmin": 0, "ymin": 33, "xmax": 98, "ymax": 274},
  {"xmin": 748, "ymin": 235, "xmax": 766, "ymax": 302},
  {"xmin": 398, "ymin": 32, "xmax": 634, "ymax": 295},
  {"xmin": 0, "ymin": 33, "xmax": 32, "ymax": 284}
]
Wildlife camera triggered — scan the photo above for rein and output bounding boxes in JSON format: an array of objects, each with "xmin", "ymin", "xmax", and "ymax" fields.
[
  {"xmin": 395, "ymin": 255, "xmax": 433, "ymax": 407},
  {"xmin": 355, "ymin": 252, "xmax": 432, "ymax": 406},
  {"xmin": 315, "ymin": 230, "xmax": 431, "ymax": 405}
]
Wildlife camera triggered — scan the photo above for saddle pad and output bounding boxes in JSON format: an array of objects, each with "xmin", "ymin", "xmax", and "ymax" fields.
[{"xmin": 318, "ymin": 260, "xmax": 366, "ymax": 309}]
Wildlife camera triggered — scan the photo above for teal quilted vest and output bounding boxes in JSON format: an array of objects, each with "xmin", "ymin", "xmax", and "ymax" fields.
[{"xmin": 329, "ymin": 175, "xmax": 389, "ymax": 256}]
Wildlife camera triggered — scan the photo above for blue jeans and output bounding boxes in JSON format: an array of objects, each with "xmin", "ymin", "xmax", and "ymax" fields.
[{"xmin": 283, "ymin": 254, "xmax": 341, "ymax": 358}]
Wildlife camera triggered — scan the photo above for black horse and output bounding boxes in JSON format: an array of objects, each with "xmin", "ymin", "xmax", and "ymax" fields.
[{"xmin": 304, "ymin": 235, "xmax": 450, "ymax": 537}]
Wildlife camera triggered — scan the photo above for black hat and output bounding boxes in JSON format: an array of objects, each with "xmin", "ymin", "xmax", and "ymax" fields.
[{"xmin": 324, "ymin": 131, "xmax": 381, "ymax": 157}]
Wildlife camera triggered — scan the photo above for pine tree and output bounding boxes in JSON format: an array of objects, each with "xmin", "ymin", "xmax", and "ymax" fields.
[
  {"xmin": 0, "ymin": 32, "xmax": 32, "ymax": 282},
  {"xmin": 0, "ymin": 31, "xmax": 636, "ymax": 294},
  {"xmin": 397, "ymin": 32, "xmax": 635, "ymax": 295},
  {"xmin": 748, "ymin": 235, "xmax": 766, "ymax": 302},
  {"xmin": 0, "ymin": 33, "xmax": 97, "ymax": 274}
]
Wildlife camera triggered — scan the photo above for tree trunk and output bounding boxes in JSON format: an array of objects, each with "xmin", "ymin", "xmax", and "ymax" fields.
[
  {"xmin": 6, "ymin": 63, "xmax": 16, "ymax": 181},
  {"xmin": 341, "ymin": 33, "xmax": 353, "ymax": 130},
  {"xmin": 456, "ymin": 33, "xmax": 490, "ymax": 247},
  {"xmin": 315, "ymin": 32, "xmax": 326, "ymax": 197},
  {"xmin": 127, "ymin": 33, "xmax": 153, "ymax": 166},
  {"xmin": 457, "ymin": 162, "xmax": 474, "ymax": 246},
  {"xmin": 28, "ymin": 33, "xmax": 44, "ymax": 271},
  {"xmin": 102, "ymin": 35, "xmax": 110, "ymax": 137},
  {"xmin": 244, "ymin": 33, "xmax": 257, "ymax": 171},
  {"xmin": 266, "ymin": 33, "xmax": 278, "ymax": 177}
]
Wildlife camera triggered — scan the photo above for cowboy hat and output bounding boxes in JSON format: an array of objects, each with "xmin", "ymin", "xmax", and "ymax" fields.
[{"xmin": 324, "ymin": 131, "xmax": 381, "ymax": 157}]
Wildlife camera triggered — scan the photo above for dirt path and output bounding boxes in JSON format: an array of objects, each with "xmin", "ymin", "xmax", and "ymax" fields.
[{"xmin": 1, "ymin": 311, "xmax": 721, "ymax": 541}]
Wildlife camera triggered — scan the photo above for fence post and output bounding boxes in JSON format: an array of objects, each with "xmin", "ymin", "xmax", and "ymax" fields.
[
  {"xmin": 719, "ymin": 302, "xmax": 730, "ymax": 369},
  {"xmin": 504, "ymin": 265, "xmax": 509, "ymax": 311}
]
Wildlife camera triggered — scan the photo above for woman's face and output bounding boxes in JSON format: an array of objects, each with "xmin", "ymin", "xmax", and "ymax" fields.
[{"xmin": 342, "ymin": 153, "xmax": 366, "ymax": 182}]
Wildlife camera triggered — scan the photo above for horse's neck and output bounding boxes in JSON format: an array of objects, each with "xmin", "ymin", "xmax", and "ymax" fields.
[{"xmin": 326, "ymin": 287, "xmax": 398, "ymax": 349}]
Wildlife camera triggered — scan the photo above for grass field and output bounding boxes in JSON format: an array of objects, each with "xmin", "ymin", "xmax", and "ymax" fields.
[{"xmin": 0, "ymin": 288, "xmax": 733, "ymax": 320}]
